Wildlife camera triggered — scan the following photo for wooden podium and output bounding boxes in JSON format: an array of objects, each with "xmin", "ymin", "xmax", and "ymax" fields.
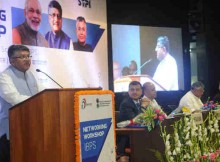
[{"xmin": 9, "ymin": 88, "xmax": 100, "ymax": 162}]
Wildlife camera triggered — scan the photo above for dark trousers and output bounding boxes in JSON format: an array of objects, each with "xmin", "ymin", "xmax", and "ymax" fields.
[
  {"xmin": 116, "ymin": 135, "xmax": 129, "ymax": 155},
  {"xmin": 0, "ymin": 134, "xmax": 10, "ymax": 162}
]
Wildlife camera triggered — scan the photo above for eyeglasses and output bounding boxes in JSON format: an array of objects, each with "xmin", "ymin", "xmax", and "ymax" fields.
[
  {"xmin": 49, "ymin": 13, "xmax": 61, "ymax": 20},
  {"xmin": 12, "ymin": 55, "xmax": 32, "ymax": 60}
]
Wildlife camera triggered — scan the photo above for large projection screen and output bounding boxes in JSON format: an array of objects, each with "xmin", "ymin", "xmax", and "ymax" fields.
[{"xmin": 112, "ymin": 24, "xmax": 184, "ymax": 92}]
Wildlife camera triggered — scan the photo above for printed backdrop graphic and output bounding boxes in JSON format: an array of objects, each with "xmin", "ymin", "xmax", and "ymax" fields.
[
  {"xmin": 76, "ymin": 91, "xmax": 116, "ymax": 162},
  {"xmin": 11, "ymin": 7, "xmax": 105, "ymax": 51},
  {"xmin": 80, "ymin": 118, "xmax": 112, "ymax": 162},
  {"xmin": 0, "ymin": 0, "xmax": 108, "ymax": 89}
]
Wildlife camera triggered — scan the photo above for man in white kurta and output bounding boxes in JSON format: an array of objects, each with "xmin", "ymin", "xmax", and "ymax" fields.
[
  {"xmin": 175, "ymin": 81, "xmax": 204, "ymax": 113},
  {"xmin": 0, "ymin": 45, "xmax": 44, "ymax": 162}
]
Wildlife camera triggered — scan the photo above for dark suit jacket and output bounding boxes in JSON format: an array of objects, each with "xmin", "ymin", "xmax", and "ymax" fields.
[{"xmin": 119, "ymin": 97, "xmax": 142, "ymax": 121}]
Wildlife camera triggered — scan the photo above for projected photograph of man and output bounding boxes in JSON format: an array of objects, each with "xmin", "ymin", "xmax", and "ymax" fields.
[
  {"xmin": 12, "ymin": 0, "xmax": 48, "ymax": 47},
  {"xmin": 153, "ymin": 36, "xmax": 178, "ymax": 91},
  {"xmin": 73, "ymin": 16, "xmax": 93, "ymax": 52}
]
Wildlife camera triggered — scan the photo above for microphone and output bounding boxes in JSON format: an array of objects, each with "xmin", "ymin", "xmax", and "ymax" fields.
[
  {"xmin": 133, "ymin": 59, "xmax": 152, "ymax": 74},
  {"xmin": 36, "ymin": 69, "xmax": 63, "ymax": 88}
]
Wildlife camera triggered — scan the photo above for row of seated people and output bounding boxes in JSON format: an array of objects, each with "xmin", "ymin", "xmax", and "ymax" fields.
[{"xmin": 116, "ymin": 80, "xmax": 205, "ymax": 161}]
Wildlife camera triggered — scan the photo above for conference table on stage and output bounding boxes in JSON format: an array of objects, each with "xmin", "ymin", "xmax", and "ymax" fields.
[{"xmin": 116, "ymin": 111, "xmax": 210, "ymax": 162}]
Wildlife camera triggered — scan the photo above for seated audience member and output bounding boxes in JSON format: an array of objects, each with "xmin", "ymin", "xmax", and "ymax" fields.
[
  {"xmin": 0, "ymin": 45, "xmax": 45, "ymax": 162},
  {"xmin": 45, "ymin": 0, "xmax": 72, "ymax": 50},
  {"xmin": 117, "ymin": 81, "xmax": 143, "ymax": 161},
  {"xmin": 12, "ymin": 0, "xmax": 48, "ymax": 47},
  {"xmin": 113, "ymin": 61, "xmax": 121, "ymax": 80},
  {"xmin": 142, "ymin": 82, "xmax": 166, "ymax": 114},
  {"xmin": 175, "ymin": 81, "xmax": 204, "ymax": 113},
  {"xmin": 129, "ymin": 60, "xmax": 137, "ymax": 75},
  {"xmin": 121, "ymin": 66, "xmax": 130, "ymax": 76}
]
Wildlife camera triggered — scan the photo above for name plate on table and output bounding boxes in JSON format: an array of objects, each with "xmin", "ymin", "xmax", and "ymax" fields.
[
  {"xmin": 214, "ymin": 109, "xmax": 220, "ymax": 120},
  {"xmin": 191, "ymin": 112, "xmax": 203, "ymax": 125}
]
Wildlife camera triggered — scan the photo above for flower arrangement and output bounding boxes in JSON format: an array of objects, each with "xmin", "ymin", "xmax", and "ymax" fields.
[
  {"xmin": 202, "ymin": 97, "xmax": 219, "ymax": 110},
  {"xmin": 135, "ymin": 104, "xmax": 167, "ymax": 132},
  {"xmin": 117, "ymin": 98, "xmax": 167, "ymax": 130},
  {"xmin": 160, "ymin": 111, "xmax": 220, "ymax": 162}
]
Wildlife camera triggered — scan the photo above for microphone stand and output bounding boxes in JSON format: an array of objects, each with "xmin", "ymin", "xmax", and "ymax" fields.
[
  {"xmin": 36, "ymin": 69, "xmax": 63, "ymax": 88},
  {"xmin": 133, "ymin": 59, "xmax": 152, "ymax": 75}
]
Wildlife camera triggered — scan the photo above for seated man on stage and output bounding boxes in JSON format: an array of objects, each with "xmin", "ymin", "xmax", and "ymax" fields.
[
  {"xmin": 117, "ymin": 81, "xmax": 143, "ymax": 161},
  {"xmin": 119, "ymin": 81, "xmax": 143, "ymax": 121},
  {"xmin": 175, "ymin": 81, "xmax": 204, "ymax": 113},
  {"xmin": 142, "ymin": 82, "xmax": 167, "ymax": 115}
]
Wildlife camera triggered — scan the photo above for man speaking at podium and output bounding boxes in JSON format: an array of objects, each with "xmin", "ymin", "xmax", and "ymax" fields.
[{"xmin": 0, "ymin": 45, "xmax": 44, "ymax": 162}]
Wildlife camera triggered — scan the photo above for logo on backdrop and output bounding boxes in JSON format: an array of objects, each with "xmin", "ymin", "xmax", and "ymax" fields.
[
  {"xmin": 82, "ymin": 98, "xmax": 87, "ymax": 109},
  {"xmin": 78, "ymin": 0, "xmax": 91, "ymax": 8},
  {"xmin": 0, "ymin": 10, "xmax": 6, "ymax": 36},
  {"xmin": 96, "ymin": 98, "xmax": 99, "ymax": 108},
  {"xmin": 95, "ymin": 98, "xmax": 111, "ymax": 108},
  {"xmin": 81, "ymin": 98, "xmax": 93, "ymax": 109}
]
